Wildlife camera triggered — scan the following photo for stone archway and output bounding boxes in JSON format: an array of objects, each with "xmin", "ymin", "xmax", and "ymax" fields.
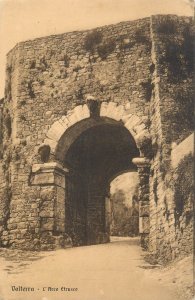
[
  {"xmin": 43, "ymin": 99, "xmax": 151, "ymax": 158},
  {"xmin": 31, "ymin": 99, "xmax": 151, "ymax": 248}
]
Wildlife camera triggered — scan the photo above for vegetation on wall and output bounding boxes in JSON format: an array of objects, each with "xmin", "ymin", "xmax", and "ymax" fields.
[
  {"xmin": 156, "ymin": 19, "xmax": 177, "ymax": 35},
  {"xmin": 141, "ymin": 79, "xmax": 154, "ymax": 102},
  {"xmin": 97, "ymin": 39, "xmax": 116, "ymax": 59},
  {"xmin": 157, "ymin": 21, "xmax": 193, "ymax": 145},
  {"xmin": 158, "ymin": 22, "xmax": 193, "ymax": 82},
  {"xmin": 84, "ymin": 29, "xmax": 116, "ymax": 60},
  {"xmin": 173, "ymin": 154, "xmax": 193, "ymax": 225},
  {"xmin": 5, "ymin": 65, "xmax": 12, "ymax": 101},
  {"xmin": 134, "ymin": 29, "xmax": 151, "ymax": 46},
  {"xmin": 1, "ymin": 186, "xmax": 12, "ymax": 234},
  {"xmin": 118, "ymin": 29, "xmax": 151, "ymax": 53},
  {"xmin": 84, "ymin": 30, "xmax": 103, "ymax": 53},
  {"xmin": 84, "ymin": 25, "xmax": 151, "ymax": 63},
  {"xmin": 182, "ymin": 26, "xmax": 193, "ymax": 73},
  {"xmin": 174, "ymin": 86, "xmax": 194, "ymax": 131},
  {"xmin": 162, "ymin": 84, "xmax": 193, "ymax": 143}
]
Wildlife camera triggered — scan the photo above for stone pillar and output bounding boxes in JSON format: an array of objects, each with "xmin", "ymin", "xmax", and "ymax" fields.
[
  {"xmin": 30, "ymin": 162, "xmax": 71, "ymax": 249},
  {"xmin": 132, "ymin": 157, "xmax": 150, "ymax": 250},
  {"xmin": 105, "ymin": 195, "xmax": 111, "ymax": 238}
]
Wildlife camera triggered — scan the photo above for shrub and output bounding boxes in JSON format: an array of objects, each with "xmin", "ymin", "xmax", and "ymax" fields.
[
  {"xmin": 134, "ymin": 29, "xmax": 149, "ymax": 43},
  {"xmin": 141, "ymin": 79, "xmax": 154, "ymax": 102},
  {"xmin": 159, "ymin": 40, "xmax": 181, "ymax": 80},
  {"xmin": 174, "ymin": 87, "xmax": 194, "ymax": 131},
  {"xmin": 84, "ymin": 30, "xmax": 103, "ymax": 52},
  {"xmin": 182, "ymin": 25, "xmax": 194, "ymax": 73},
  {"xmin": 159, "ymin": 24, "xmax": 193, "ymax": 81},
  {"xmin": 97, "ymin": 40, "xmax": 116, "ymax": 59},
  {"xmin": 156, "ymin": 19, "xmax": 177, "ymax": 34},
  {"xmin": 174, "ymin": 154, "xmax": 193, "ymax": 223}
]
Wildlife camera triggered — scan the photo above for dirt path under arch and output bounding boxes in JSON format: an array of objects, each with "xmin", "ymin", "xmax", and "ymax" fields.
[{"xmin": 0, "ymin": 237, "xmax": 193, "ymax": 300}]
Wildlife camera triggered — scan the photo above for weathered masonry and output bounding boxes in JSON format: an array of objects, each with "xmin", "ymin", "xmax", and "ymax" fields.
[{"xmin": 0, "ymin": 15, "xmax": 193, "ymax": 262}]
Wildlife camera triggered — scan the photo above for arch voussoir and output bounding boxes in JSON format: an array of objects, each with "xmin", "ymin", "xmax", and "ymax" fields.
[
  {"xmin": 110, "ymin": 105, "xmax": 124, "ymax": 121},
  {"xmin": 44, "ymin": 101, "xmax": 151, "ymax": 157},
  {"xmin": 133, "ymin": 123, "xmax": 146, "ymax": 134},
  {"xmin": 46, "ymin": 120, "xmax": 67, "ymax": 141},
  {"xmin": 100, "ymin": 102, "xmax": 109, "ymax": 117},
  {"xmin": 73, "ymin": 104, "xmax": 89, "ymax": 121},
  {"xmin": 43, "ymin": 103, "xmax": 90, "ymax": 154},
  {"xmin": 121, "ymin": 113, "xmax": 133, "ymax": 123},
  {"xmin": 58, "ymin": 116, "xmax": 69, "ymax": 128},
  {"xmin": 99, "ymin": 101, "xmax": 151, "ymax": 150},
  {"xmin": 104, "ymin": 102, "xmax": 118, "ymax": 119}
]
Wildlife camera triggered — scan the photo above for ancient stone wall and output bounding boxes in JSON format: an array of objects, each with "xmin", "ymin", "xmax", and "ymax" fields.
[
  {"xmin": 0, "ymin": 15, "xmax": 193, "ymax": 260},
  {"xmin": 0, "ymin": 17, "xmax": 152, "ymax": 250},
  {"xmin": 149, "ymin": 15, "xmax": 193, "ymax": 261}
]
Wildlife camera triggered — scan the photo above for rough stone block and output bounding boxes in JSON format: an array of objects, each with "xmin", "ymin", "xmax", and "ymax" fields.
[
  {"xmin": 139, "ymin": 217, "xmax": 150, "ymax": 233},
  {"xmin": 100, "ymin": 102, "xmax": 108, "ymax": 117},
  {"xmin": 41, "ymin": 218, "xmax": 54, "ymax": 231},
  {"xmin": 139, "ymin": 205, "xmax": 150, "ymax": 217}
]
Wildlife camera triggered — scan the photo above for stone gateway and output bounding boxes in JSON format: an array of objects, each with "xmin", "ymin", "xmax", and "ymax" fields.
[{"xmin": 0, "ymin": 15, "xmax": 193, "ymax": 263}]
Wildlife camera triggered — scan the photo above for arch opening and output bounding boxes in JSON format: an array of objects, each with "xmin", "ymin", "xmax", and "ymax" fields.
[
  {"xmin": 109, "ymin": 172, "xmax": 139, "ymax": 239},
  {"xmin": 62, "ymin": 119, "xmax": 140, "ymax": 246}
]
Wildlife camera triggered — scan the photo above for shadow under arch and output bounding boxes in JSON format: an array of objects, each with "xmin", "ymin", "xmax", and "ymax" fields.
[
  {"xmin": 55, "ymin": 117, "xmax": 140, "ymax": 246},
  {"xmin": 32, "ymin": 101, "xmax": 151, "ymax": 248}
]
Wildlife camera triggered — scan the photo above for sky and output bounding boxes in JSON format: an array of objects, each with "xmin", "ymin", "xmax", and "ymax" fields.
[{"xmin": 0, "ymin": 0, "xmax": 193, "ymax": 97}]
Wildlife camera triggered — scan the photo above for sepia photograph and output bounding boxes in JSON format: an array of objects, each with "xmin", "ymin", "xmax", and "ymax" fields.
[{"xmin": 0, "ymin": 0, "xmax": 194, "ymax": 299}]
